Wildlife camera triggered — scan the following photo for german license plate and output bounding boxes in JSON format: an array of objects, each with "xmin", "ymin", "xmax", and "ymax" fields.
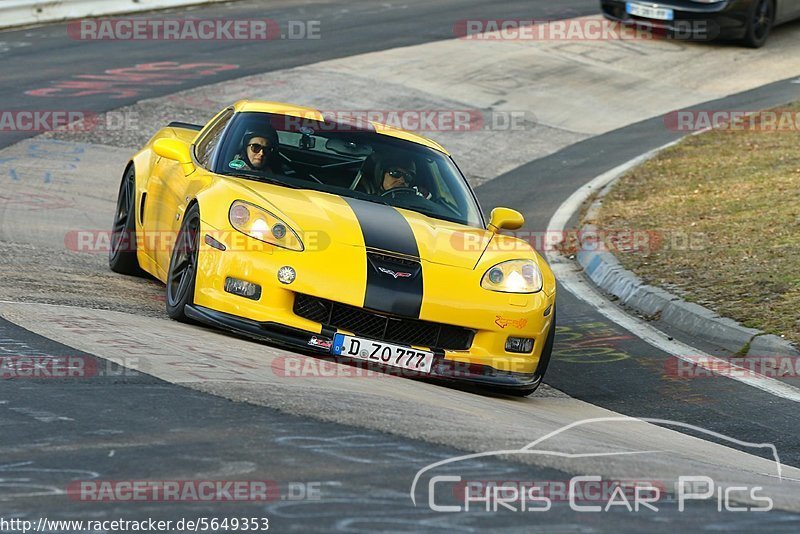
[
  {"xmin": 626, "ymin": 2, "xmax": 674, "ymax": 21},
  {"xmin": 332, "ymin": 334, "xmax": 434, "ymax": 374}
]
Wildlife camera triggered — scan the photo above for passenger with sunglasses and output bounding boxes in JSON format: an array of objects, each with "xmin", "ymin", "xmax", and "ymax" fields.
[{"xmin": 245, "ymin": 137, "xmax": 270, "ymax": 169}]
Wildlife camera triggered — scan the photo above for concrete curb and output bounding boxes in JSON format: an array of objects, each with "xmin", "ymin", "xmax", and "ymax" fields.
[
  {"xmin": 0, "ymin": 0, "xmax": 229, "ymax": 30},
  {"xmin": 576, "ymin": 160, "xmax": 800, "ymax": 358}
]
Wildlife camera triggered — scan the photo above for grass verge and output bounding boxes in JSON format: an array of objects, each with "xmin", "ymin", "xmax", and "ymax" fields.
[{"xmin": 595, "ymin": 102, "xmax": 800, "ymax": 347}]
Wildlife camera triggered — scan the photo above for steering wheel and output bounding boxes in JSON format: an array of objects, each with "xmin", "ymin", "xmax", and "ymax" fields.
[{"xmin": 381, "ymin": 187, "xmax": 420, "ymax": 198}]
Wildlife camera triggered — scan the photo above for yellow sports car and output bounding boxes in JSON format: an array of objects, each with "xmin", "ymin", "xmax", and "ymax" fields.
[{"xmin": 109, "ymin": 100, "xmax": 556, "ymax": 395}]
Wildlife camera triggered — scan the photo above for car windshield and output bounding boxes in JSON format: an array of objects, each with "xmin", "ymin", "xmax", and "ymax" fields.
[{"xmin": 213, "ymin": 112, "xmax": 484, "ymax": 227}]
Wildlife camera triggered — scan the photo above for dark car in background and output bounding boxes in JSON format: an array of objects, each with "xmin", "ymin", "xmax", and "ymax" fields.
[{"xmin": 601, "ymin": 0, "xmax": 800, "ymax": 47}]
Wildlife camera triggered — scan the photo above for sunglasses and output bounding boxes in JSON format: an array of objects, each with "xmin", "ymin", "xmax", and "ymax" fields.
[
  {"xmin": 248, "ymin": 143, "xmax": 269, "ymax": 153},
  {"xmin": 387, "ymin": 168, "xmax": 415, "ymax": 182}
]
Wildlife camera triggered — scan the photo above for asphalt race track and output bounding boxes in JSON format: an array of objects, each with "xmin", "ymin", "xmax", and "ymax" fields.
[{"xmin": 1, "ymin": 1, "xmax": 800, "ymax": 532}]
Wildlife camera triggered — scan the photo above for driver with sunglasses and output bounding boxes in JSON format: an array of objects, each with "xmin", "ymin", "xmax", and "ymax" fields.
[{"xmin": 378, "ymin": 156, "xmax": 430, "ymax": 198}]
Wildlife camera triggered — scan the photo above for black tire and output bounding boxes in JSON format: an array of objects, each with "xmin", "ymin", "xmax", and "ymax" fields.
[
  {"xmin": 165, "ymin": 203, "xmax": 201, "ymax": 322},
  {"xmin": 741, "ymin": 0, "xmax": 774, "ymax": 48},
  {"xmin": 109, "ymin": 165, "xmax": 145, "ymax": 276},
  {"xmin": 504, "ymin": 304, "xmax": 557, "ymax": 397}
]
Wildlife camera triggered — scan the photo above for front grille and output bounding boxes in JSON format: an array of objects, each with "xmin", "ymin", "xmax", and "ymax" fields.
[{"xmin": 293, "ymin": 294, "xmax": 474, "ymax": 351}]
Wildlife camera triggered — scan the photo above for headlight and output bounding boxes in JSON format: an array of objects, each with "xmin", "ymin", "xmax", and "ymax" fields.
[
  {"xmin": 229, "ymin": 200, "xmax": 304, "ymax": 251},
  {"xmin": 481, "ymin": 259, "xmax": 543, "ymax": 293}
]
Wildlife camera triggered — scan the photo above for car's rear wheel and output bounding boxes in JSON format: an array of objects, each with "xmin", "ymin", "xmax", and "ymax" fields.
[
  {"xmin": 742, "ymin": 0, "xmax": 774, "ymax": 48},
  {"xmin": 109, "ymin": 165, "xmax": 145, "ymax": 276},
  {"xmin": 166, "ymin": 203, "xmax": 201, "ymax": 322},
  {"xmin": 504, "ymin": 304, "xmax": 557, "ymax": 397}
]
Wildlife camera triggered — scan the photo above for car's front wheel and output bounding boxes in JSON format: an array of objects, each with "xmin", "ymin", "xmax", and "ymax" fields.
[
  {"xmin": 742, "ymin": 0, "xmax": 774, "ymax": 48},
  {"xmin": 109, "ymin": 165, "xmax": 145, "ymax": 276},
  {"xmin": 166, "ymin": 203, "xmax": 201, "ymax": 322}
]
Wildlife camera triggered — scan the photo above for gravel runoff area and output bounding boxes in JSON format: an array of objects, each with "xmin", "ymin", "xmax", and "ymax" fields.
[{"xmin": 594, "ymin": 102, "xmax": 800, "ymax": 347}]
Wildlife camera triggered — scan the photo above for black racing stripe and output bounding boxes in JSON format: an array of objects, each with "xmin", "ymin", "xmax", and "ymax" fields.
[
  {"xmin": 343, "ymin": 198, "xmax": 419, "ymax": 257},
  {"xmin": 343, "ymin": 198, "xmax": 423, "ymax": 318}
]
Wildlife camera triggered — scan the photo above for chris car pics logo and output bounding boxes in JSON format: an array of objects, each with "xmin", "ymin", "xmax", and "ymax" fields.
[{"xmin": 410, "ymin": 417, "xmax": 781, "ymax": 514}]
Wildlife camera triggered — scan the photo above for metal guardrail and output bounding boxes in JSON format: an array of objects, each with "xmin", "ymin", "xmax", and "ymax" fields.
[{"xmin": 0, "ymin": 0, "xmax": 229, "ymax": 29}]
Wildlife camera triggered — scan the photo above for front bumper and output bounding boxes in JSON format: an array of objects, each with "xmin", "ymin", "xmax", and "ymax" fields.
[
  {"xmin": 184, "ymin": 304, "xmax": 548, "ymax": 393},
  {"xmin": 193, "ymin": 219, "xmax": 556, "ymax": 374},
  {"xmin": 600, "ymin": 0, "xmax": 751, "ymax": 40},
  {"xmin": 190, "ymin": 211, "xmax": 556, "ymax": 392}
]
